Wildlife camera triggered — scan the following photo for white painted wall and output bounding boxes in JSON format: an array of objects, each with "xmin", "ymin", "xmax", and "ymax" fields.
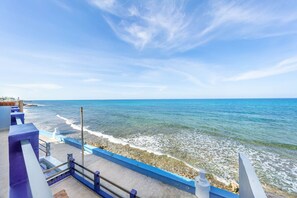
[
  {"xmin": 0, "ymin": 106, "xmax": 11, "ymax": 130},
  {"xmin": 239, "ymin": 153, "xmax": 267, "ymax": 198}
]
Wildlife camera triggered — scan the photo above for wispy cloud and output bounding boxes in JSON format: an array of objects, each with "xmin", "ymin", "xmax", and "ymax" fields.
[
  {"xmin": 82, "ymin": 78, "xmax": 101, "ymax": 83},
  {"xmin": 88, "ymin": 0, "xmax": 297, "ymax": 51},
  {"xmin": 88, "ymin": 0, "xmax": 116, "ymax": 13},
  {"xmin": 226, "ymin": 57, "xmax": 297, "ymax": 81},
  {"xmin": 8, "ymin": 83, "xmax": 63, "ymax": 90},
  {"xmin": 119, "ymin": 83, "xmax": 167, "ymax": 91},
  {"xmin": 52, "ymin": 0, "xmax": 73, "ymax": 11},
  {"xmin": 126, "ymin": 58, "xmax": 209, "ymax": 87}
]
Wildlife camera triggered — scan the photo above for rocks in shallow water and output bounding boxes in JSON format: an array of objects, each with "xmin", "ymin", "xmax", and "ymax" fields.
[
  {"xmin": 230, "ymin": 180, "xmax": 239, "ymax": 193},
  {"xmin": 68, "ymin": 132, "xmax": 242, "ymax": 193}
]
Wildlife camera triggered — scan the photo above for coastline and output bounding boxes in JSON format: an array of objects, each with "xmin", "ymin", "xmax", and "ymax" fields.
[
  {"xmin": 23, "ymin": 103, "xmax": 297, "ymax": 198},
  {"xmin": 67, "ymin": 131, "xmax": 237, "ymax": 192},
  {"xmin": 67, "ymin": 131, "xmax": 296, "ymax": 198}
]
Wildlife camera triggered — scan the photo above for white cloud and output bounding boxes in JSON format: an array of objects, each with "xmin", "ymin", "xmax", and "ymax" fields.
[
  {"xmin": 82, "ymin": 78, "xmax": 101, "ymax": 83},
  {"xmin": 88, "ymin": 0, "xmax": 297, "ymax": 51},
  {"xmin": 89, "ymin": 0, "xmax": 115, "ymax": 11},
  {"xmin": 226, "ymin": 57, "xmax": 297, "ymax": 81},
  {"xmin": 119, "ymin": 83, "xmax": 167, "ymax": 91},
  {"xmin": 127, "ymin": 58, "xmax": 209, "ymax": 87},
  {"xmin": 52, "ymin": 0, "xmax": 73, "ymax": 11},
  {"xmin": 8, "ymin": 83, "xmax": 63, "ymax": 90}
]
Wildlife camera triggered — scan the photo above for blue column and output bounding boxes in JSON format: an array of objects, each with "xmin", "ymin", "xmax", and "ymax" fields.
[
  {"xmin": 8, "ymin": 123, "xmax": 39, "ymax": 198},
  {"xmin": 11, "ymin": 112, "xmax": 25, "ymax": 125},
  {"xmin": 130, "ymin": 189, "xmax": 137, "ymax": 198},
  {"xmin": 70, "ymin": 158, "xmax": 75, "ymax": 175}
]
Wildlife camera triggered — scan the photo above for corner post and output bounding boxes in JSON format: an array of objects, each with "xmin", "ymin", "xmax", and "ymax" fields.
[
  {"xmin": 130, "ymin": 189, "xmax": 137, "ymax": 198},
  {"xmin": 46, "ymin": 142, "xmax": 51, "ymax": 156},
  {"xmin": 70, "ymin": 158, "xmax": 75, "ymax": 175},
  {"xmin": 67, "ymin": 153, "xmax": 75, "ymax": 175},
  {"xmin": 195, "ymin": 170, "xmax": 210, "ymax": 198},
  {"xmin": 94, "ymin": 171, "xmax": 100, "ymax": 192},
  {"xmin": 67, "ymin": 153, "xmax": 73, "ymax": 166}
]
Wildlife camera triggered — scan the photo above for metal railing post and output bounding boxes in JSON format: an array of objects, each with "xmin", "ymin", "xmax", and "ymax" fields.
[
  {"xmin": 130, "ymin": 189, "xmax": 137, "ymax": 198},
  {"xmin": 67, "ymin": 153, "xmax": 73, "ymax": 168},
  {"xmin": 94, "ymin": 171, "xmax": 100, "ymax": 192},
  {"xmin": 46, "ymin": 142, "xmax": 51, "ymax": 156},
  {"xmin": 70, "ymin": 158, "xmax": 75, "ymax": 175},
  {"xmin": 67, "ymin": 154, "xmax": 75, "ymax": 176}
]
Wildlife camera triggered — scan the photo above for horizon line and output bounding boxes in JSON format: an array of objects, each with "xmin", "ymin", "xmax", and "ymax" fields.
[{"xmin": 24, "ymin": 97, "xmax": 297, "ymax": 101}]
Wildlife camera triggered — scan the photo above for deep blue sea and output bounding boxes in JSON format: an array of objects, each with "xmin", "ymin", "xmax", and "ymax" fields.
[{"xmin": 24, "ymin": 99, "xmax": 297, "ymax": 194}]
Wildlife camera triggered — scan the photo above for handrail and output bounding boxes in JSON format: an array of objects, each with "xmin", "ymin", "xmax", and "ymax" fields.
[
  {"xmin": 16, "ymin": 117, "xmax": 22, "ymax": 125},
  {"xmin": 39, "ymin": 139, "xmax": 51, "ymax": 156},
  {"xmin": 46, "ymin": 168, "xmax": 70, "ymax": 181},
  {"xmin": 39, "ymin": 143, "xmax": 46, "ymax": 148},
  {"xmin": 71, "ymin": 160, "xmax": 139, "ymax": 198},
  {"xmin": 100, "ymin": 183, "xmax": 125, "ymax": 198},
  {"xmin": 39, "ymin": 148, "xmax": 47, "ymax": 153},
  {"xmin": 39, "ymin": 139, "xmax": 47, "ymax": 143},
  {"xmin": 73, "ymin": 168, "xmax": 94, "ymax": 182},
  {"xmin": 21, "ymin": 140, "xmax": 52, "ymax": 198},
  {"xmin": 43, "ymin": 162, "xmax": 68, "ymax": 174},
  {"xmin": 72, "ymin": 166, "xmax": 124, "ymax": 198},
  {"xmin": 101, "ymin": 174, "xmax": 132, "ymax": 195},
  {"xmin": 74, "ymin": 161, "xmax": 94, "ymax": 174}
]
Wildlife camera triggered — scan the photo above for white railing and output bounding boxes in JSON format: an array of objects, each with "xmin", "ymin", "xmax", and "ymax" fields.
[
  {"xmin": 16, "ymin": 117, "xmax": 23, "ymax": 125},
  {"xmin": 239, "ymin": 153, "xmax": 267, "ymax": 198},
  {"xmin": 21, "ymin": 140, "xmax": 52, "ymax": 198},
  {"xmin": 39, "ymin": 139, "xmax": 51, "ymax": 157}
]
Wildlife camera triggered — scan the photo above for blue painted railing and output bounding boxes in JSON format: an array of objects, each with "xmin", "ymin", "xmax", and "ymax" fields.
[
  {"xmin": 39, "ymin": 139, "xmax": 51, "ymax": 156},
  {"xmin": 44, "ymin": 154, "xmax": 138, "ymax": 198},
  {"xmin": 68, "ymin": 154, "xmax": 138, "ymax": 198}
]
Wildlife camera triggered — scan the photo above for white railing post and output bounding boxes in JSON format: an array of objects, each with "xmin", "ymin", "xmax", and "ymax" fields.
[
  {"xmin": 239, "ymin": 153, "xmax": 267, "ymax": 198},
  {"xmin": 195, "ymin": 169, "xmax": 210, "ymax": 198}
]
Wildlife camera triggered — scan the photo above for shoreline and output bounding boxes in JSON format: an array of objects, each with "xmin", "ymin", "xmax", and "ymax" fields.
[
  {"xmin": 67, "ymin": 131, "xmax": 295, "ymax": 198},
  {"xmin": 67, "ymin": 131, "xmax": 238, "ymax": 192},
  {"xmin": 23, "ymin": 108, "xmax": 296, "ymax": 197}
]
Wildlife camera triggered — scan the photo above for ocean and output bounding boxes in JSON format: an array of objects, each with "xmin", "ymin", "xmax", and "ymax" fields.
[{"xmin": 24, "ymin": 99, "xmax": 297, "ymax": 194}]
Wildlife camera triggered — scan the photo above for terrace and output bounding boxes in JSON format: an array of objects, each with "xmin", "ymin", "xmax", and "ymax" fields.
[{"xmin": 0, "ymin": 102, "xmax": 267, "ymax": 198}]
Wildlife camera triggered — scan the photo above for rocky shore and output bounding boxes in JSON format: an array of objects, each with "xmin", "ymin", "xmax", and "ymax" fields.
[
  {"xmin": 68, "ymin": 132, "xmax": 295, "ymax": 198},
  {"xmin": 68, "ymin": 132, "xmax": 239, "ymax": 192}
]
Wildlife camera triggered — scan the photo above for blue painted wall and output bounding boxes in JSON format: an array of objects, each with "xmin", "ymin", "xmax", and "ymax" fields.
[{"xmin": 0, "ymin": 107, "xmax": 11, "ymax": 130}]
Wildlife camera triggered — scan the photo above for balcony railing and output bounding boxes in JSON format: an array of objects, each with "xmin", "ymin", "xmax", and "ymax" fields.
[
  {"xmin": 39, "ymin": 139, "xmax": 51, "ymax": 156},
  {"xmin": 43, "ymin": 154, "xmax": 138, "ymax": 198},
  {"xmin": 21, "ymin": 140, "xmax": 52, "ymax": 198}
]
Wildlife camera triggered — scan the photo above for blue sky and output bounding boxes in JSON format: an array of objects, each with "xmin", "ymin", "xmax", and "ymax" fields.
[{"xmin": 1, "ymin": 0, "xmax": 297, "ymax": 99}]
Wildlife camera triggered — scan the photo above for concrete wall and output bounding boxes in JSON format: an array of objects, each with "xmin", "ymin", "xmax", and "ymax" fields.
[
  {"xmin": 0, "ymin": 107, "xmax": 11, "ymax": 130},
  {"xmin": 239, "ymin": 153, "xmax": 267, "ymax": 198}
]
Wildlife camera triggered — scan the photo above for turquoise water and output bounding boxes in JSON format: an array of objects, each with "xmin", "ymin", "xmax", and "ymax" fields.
[{"xmin": 25, "ymin": 99, "xmax": 297, "ymax": 194}]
